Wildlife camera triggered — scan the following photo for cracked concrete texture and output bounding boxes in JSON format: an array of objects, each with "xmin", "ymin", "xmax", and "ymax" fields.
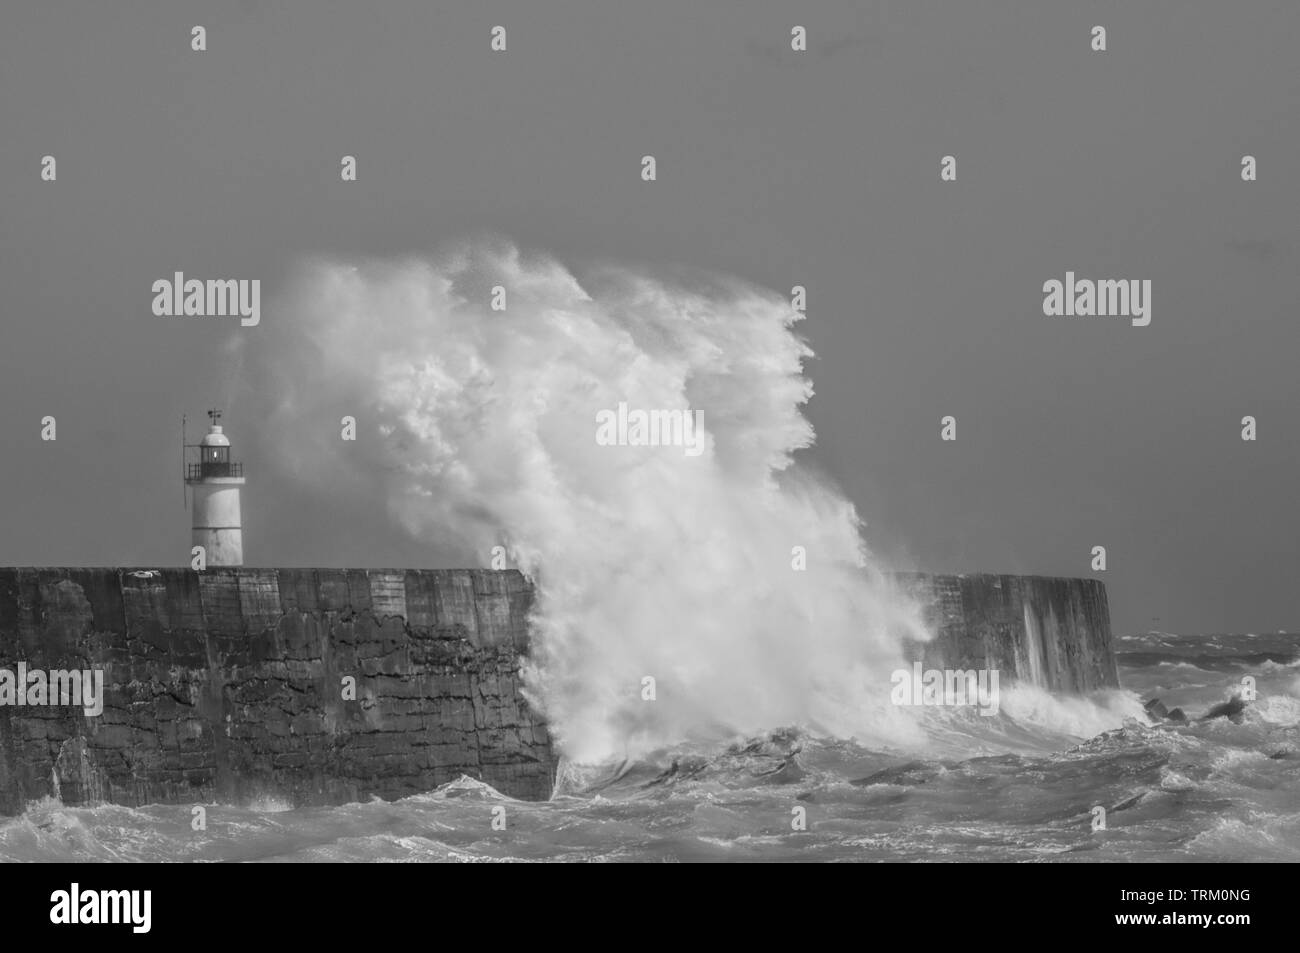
[{"xmin": 0, "ymin": 568, "xmax": 557, "ymax": 814}]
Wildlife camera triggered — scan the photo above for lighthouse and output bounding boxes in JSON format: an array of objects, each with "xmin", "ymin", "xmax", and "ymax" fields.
[{"xmin": 184, "ymin": 409, "xmax": 245, "ymax": 566}]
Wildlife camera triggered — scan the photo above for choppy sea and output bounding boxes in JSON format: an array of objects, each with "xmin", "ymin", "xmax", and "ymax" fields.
[{"xmin": 3, "ymin": 631, "xmax": 1296, "ymax": 862}]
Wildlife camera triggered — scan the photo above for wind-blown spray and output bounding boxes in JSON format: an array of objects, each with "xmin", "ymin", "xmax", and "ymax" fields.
[{"xmin": 243, "ymin": 240, "xmax": 930, "ymax": 763}]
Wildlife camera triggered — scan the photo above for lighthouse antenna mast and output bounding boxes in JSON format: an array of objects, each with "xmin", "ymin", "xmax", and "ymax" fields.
[{"xmin": 181, "ymin": 414, "xmax": 188, "ymax": 508}]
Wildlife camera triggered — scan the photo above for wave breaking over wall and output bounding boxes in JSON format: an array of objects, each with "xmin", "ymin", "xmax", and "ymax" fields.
[
  {"xmin": 237, "ymin": 241, "xmax": 931, "ymax": 764},
  {"xmin": 0, "ymin": 567, "xmax": 1119, "ymax": 814}
]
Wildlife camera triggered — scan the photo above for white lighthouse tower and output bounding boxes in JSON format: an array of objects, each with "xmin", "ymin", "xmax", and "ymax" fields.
[{"xmin": 185, "ymin": 409, "xmax": 245, "ymax": 566}]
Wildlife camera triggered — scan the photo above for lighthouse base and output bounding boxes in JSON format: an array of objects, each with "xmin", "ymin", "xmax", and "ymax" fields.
[
  {"xmin": 189, "ymin": 479, "xmax": 245, "ymax": 567},
  {"xmin": 192, "ymin": 528, "xmax": 244, "ymax": 567}
]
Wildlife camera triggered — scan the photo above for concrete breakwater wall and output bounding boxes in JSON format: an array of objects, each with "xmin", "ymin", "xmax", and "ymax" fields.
[
  {"xmin": 894, "ymin": 573, "xmax": 1120, "ymax": 693},
  {"xmin": 0, "ymin": 568, "xmax": 1118, "ymax": 815},
  {"xmin": 0, "ymin": 568, "xmax": 555, "ymax": 815}
]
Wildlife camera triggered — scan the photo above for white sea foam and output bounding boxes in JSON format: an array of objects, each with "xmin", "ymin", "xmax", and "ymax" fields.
[{"xmin": 239, "ymin": 239, "xmax": 930, "ymax": 764}]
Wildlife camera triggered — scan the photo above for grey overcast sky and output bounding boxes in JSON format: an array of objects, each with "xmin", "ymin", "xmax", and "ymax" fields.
[{"xmin": 1, "ymin": 1, "xmax": 1296, "ymax": 636}]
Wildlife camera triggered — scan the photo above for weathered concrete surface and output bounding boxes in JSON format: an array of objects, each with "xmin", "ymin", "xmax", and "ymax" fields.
[
  {"xmin": 892, "ymin": 573, "xmax": 1120, "ymax": 692},
  {"xmin": 0, "ymin": 568, "xmax": 556, "ymax": 815},
  {"xmin": 0, "ymin": 568, "xmax": 1119, "ymax": 815}
]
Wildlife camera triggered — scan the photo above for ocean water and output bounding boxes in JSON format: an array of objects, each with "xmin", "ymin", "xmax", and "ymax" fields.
[{"xmin": 2, "ymin": 632, "xmax": 1297, "ymax": 863}]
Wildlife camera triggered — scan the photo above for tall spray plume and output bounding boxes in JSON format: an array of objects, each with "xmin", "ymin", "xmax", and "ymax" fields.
[{"xmin": 239, "ymin": 240, "xmax": 931, "ymax": 763}]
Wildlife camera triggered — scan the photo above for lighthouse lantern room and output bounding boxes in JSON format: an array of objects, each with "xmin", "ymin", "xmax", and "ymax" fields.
[{"xmin": 184, "ymin": 409, "xmax": 246, "ymax": 566}]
